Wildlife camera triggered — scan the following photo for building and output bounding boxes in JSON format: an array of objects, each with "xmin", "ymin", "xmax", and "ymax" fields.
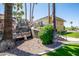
[
  {"xmin": 0, "ymin": 14, "xmax": 4, "ymax": 32},
  {"xmin": 0, "ymin": 14, "xmax": 18, "ymax": 32},
  {"xmin": 0, "ymin": 14, "xmax": 29, "ymax": 32},
  {"xmin": 35, "ymin": 16, "xmax": 65, "ymax": 32}
]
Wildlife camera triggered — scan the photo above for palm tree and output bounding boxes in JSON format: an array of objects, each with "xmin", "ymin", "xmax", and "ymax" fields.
[
  {"xmin": 31, "ymin": 3, "xmax": 37, "ymax": 21},
  {"xmin": 70, "ymin": 21, "xmax": 73, "ymax": 30},
  {"xmin": 25, "ymin": 3, "xmax": 30, "ymax": 29},
  {"xmin": 13, "ymin": 3, "xmax": 24, "ymax": 34},
  {"xmin": 52, "ymin": 3, "xmax": 57, "ymax": 39},
  {"xmin": 30, "ymin": 3, "xmax": 32, "ymax": 22},
  {"xmin": 25, "ymin": 3, "xmax": 27, "ymax": 21},
  {"xmin": 32, "ymin": 3, "xmax": 35, "ymax": 21},
  {"xmin": 0, "ymin": 3, "xmax": 15, "ymax": 52},
  {"xmin": 25, "ymin": 3, "xmax": 28, "ymax": 24},
  {"xmin": 48, "ymin": 3, "xmax": 50, "ymax": 24},
  {"xmin": 4, "ymin": 3, "xmax": 13, "ymax": 40},
  {"xmin": 31, "ymin": 3, "xmax": 37, "ymax": 27},
  {"xmin": 52, "ymin": 3, "xmax": 56, "ymax": 31},
  {"xmin": 13, "ymin": 3, "xmax": 24, "ymax": 22},
  {"xmin": 29, "ymin": 3, "xmax": 37, "ymax": 22}
]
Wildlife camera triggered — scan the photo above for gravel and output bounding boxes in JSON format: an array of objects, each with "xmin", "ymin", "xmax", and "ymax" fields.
[{"xmin": 0, "ymin": 38, "xmax": 61, "ymax": 56}]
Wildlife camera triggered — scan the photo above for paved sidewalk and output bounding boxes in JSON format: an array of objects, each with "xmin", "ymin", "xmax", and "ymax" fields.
[
  {"xmin": 56, "ymin": 35, "xmax": 79, "ymax": 44},
  {"xmin": 59, "ymin": 36, "xmax": 79, "ymax": 42}
]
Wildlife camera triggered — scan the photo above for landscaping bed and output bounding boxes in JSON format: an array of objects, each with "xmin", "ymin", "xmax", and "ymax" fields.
[{"xmin": 0, "ymin": 38, "xmax": 61, "ymax": 56}]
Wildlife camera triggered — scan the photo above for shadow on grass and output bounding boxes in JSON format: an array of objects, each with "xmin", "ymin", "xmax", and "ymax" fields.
[
  {"xmin": 44, "ymin": 44, "xmax": 79, "ymax": 56},
  {"xmin": 66, "ymin": 32, "xmax": 73, "ymax": 34},
  {"xmin": 61, "ymin": 32, "xmax": 73, "ymax": 35}
]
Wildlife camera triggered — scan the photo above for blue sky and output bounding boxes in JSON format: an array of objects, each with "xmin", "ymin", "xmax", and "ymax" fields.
[
  {"xmin": 0, "ymin": 4, "xmax": 4, "ymax": 14},
  {"xmin": 0, "ymin": 3, "xmax": 79, "ymax": 27}
]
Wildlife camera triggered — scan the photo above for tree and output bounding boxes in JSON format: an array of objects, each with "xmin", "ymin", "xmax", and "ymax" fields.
[
  {"xmin": 0, "ymin": 3, "xmax": 15, "ymax": 52},
  {"xmin": 25, "ymin": 3, "xmax": 27, "ymax": 21},
  {"xmin": 25, "ymin": 3, "xmax": 30, "ymax": 29},
  {"xmin": 13, "ymin": 3, "xmax": 24, "ymax": 22},
  {"xmin": 30, "ymin": 3, "xmax": 32, "ymax": 22},
  {"xmin": 52, "ymin": 3, "xmax": 57, "ymax": 39},
  {"xmin": 70, "ymin": 21, "xmax": 73, "ymax": 30},
  {"xmin": 48, "ymin": 3, "xmax": 50, "ymax": 24},
  {"xmin": 31, "ymin": 3, "xmax": 37, "ymax": 21},
  {"xmin": 32, "ymin": 3, "xmax": 35, "ymax": 21},
  {"xmin": 13, "ymin": 3, "xmax": 24, "ymax": 34},
  {"xmin": 29, "ymin": 3, "xmax": 37, "ymax": 23}
]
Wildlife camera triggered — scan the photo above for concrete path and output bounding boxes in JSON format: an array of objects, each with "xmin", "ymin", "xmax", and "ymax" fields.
[
  {"xmin": 56, "ymin": 35, "xmax": 79, "ymax": 44},
  {"xmin": 59, "ymin": 36, "xmax": 79, "ymax": 42}
]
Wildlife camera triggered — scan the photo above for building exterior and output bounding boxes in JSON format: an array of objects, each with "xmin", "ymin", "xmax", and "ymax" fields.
[
  {"xmin": 35, "ymin": 16, "xmax": 65, "ymax": 32},
  {"xmin": 0, "ymin": 14, "xmax": 17, "ymax": 32},
  {"xmin": 0, "ymin": 14, "xmax": 4, "ymax": 32},
  {"xmin": 0, "ymin": 14, "xmax": 29, "ymax": 32}
]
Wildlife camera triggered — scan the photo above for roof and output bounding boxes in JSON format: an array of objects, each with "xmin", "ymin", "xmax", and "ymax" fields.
[{"xmin": 36, "ymin": 16, "xmax": 65, "ymax": 22}]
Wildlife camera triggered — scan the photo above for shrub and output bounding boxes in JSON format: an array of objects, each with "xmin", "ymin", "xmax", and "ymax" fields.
[
  {"xmin": 57, "ymin": 30, "xmax": 67, "ymax": 35},
  {"xmin": 38, "ymin": 24, "xmax": 54, "ymax": 45},
  {"xmin": 71, "ymin": 26, "xmax": 77, "ymax": 30}
]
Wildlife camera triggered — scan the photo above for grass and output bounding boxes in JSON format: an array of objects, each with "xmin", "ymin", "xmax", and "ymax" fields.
[
  {"xmin": 43, "ymin": 44, "xmax": 79, "ymax": 56},
  {"xmin": 60, "ymin": 32, "xmax": 79, "ymax": 38}
]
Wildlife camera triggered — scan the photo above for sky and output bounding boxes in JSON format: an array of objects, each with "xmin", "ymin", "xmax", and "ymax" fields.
[{"xmin": 0, "ymin": 3, "xmax": 79, "ymax": 27}]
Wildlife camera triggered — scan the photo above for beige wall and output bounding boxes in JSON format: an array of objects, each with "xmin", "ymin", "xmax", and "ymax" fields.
[
  {"xmin": 56, "ymin": 20, "xmax": 64, "ymax": 31},
  {"xmin": 38, "ymin": 18, "xmax": 64, "ymax": 32}
]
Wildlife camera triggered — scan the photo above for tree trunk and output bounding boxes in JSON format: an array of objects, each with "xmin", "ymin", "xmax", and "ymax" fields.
[
  {"xmin": 48, "ymin": 3, "xmax": 50, "ymax": 24},
  {"xmin": 25, "ymin": 3, "xmax": 27, "ymax": 21},
  {"xmin": 52, "ymin": 3, "xmax": 56, "ymax": 31},
  {"xmin": 30, "ymin": 3, "xmax": 32, "ymax": 22},
  {"xmin": 4, "ymin": 4, "xmax": 12, "ymax": 40},
  {"xmin": 0, "ymin": 3, "xmax": 15, "ymax": 52},
  {"xmin": 52, "ymin": 3, "xmax": 57, "ymax": 41},
  {"xmin": 25, "ymin": 3, "xmax": 31, "ymax": 30},
  {"xmin": 25, "ymin": 3, "xmax": 28, "ymax": 26},
  {"xmin": 32, "ymin": 3, "xmax": 35, "ymax": 21}
]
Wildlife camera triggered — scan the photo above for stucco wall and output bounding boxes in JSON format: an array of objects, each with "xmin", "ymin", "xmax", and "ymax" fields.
[
  {"xmin": 37, "ymin": 17, "xmax": 64, "ymax": 32},
  {"xmin": 56, "ymin": 20, "xmax": 64, "ymax": 31}
]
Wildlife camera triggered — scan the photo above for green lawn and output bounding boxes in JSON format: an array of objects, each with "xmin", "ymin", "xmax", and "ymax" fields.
[
  {"xmin": 61, "ymin": 32, "xmax": 79, "ymax": 38},
  {"xmin": 43, "ymin": 44, "xmax": 79, "ymax": 56}
]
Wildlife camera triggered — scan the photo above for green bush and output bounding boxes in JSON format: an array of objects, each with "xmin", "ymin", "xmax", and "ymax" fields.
[{"xmin": 38, "ymin": 24, "xmax": 54, "ymax": 45}]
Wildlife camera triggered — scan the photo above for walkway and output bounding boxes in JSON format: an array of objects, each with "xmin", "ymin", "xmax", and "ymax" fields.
[
  {"xmin": 57, "ymin": 36, "xmax": 79, "ymax": 44},
  {"xmin": 59, "ymin": 36, "xmax": 79, "ymax": 42}
]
